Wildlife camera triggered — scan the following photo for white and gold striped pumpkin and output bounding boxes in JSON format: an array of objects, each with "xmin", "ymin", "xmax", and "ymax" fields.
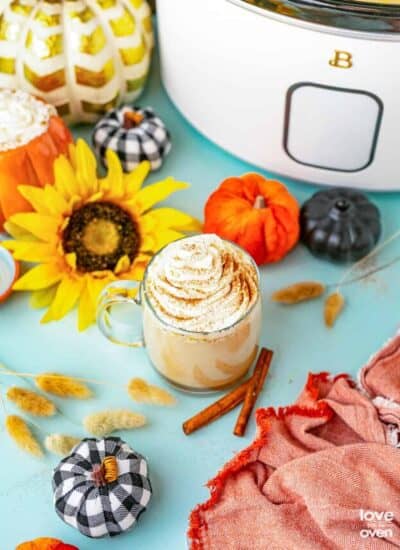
[{"xmin": 0, "ymin": 0, "xmax": 153, "ymax": 123}]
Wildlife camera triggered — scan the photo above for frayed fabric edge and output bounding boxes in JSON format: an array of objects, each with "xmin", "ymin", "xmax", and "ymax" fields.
[{"xmin": 187, "ymin": 372, "xmax": 340, "ymax": 550}]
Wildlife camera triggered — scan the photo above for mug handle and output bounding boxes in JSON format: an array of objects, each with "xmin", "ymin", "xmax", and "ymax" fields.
[{"xmin": 96, "ymin": 280, "xmax": 144, "ymax": 347}]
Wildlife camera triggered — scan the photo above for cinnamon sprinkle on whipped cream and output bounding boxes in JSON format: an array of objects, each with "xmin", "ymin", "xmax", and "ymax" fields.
[
  {"xmin": 145, "ymin": 234, "xmax": 259, "ymax": 333},
  {"xmin": 0, "ymin": 89, "xmax": 56, "ymax": 152}
]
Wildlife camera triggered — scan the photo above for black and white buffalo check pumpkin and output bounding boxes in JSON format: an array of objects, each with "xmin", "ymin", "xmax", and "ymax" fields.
[
  {"xmin": 52, "ymin": 437, "xmax": 152, "ymax": 538},
  {"xmin": 93, "ymin": 106, "xmax": 171, "ymax": 173}
]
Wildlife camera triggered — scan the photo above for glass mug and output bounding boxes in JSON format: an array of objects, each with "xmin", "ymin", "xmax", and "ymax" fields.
[{"xmin": 97, "ymin": 236, "xmax": 262, "ymax": 393}]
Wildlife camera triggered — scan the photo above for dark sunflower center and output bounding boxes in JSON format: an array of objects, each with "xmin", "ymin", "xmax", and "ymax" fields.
[{"xmin": 62, "ymin": 201, "xmax": 140, "ymax": 272}]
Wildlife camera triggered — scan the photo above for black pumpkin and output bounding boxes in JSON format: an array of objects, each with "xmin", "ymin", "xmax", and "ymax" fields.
[{"xmin": 300, "ymin": 188, "xmax": 381, "ymax": 262}]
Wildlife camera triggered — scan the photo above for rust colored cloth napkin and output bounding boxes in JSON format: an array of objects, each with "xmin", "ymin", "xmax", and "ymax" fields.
[{"xmin": 189, "ymin": 334, "xmax": 400, "ymax": 550}]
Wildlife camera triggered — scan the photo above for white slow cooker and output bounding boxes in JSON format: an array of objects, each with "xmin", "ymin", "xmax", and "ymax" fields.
[{"xmin": 157, "ymin": 0, "xmax": 400, "ymax": 190}]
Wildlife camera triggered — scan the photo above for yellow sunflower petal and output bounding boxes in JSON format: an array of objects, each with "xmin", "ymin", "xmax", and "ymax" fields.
[
  {"xmin": 141, "ymin": 228, "xmax": 185, "ymax": 254},
  {"xmin": 18, "ymin": 184, "xmax": 67, "ymax": 219},
  {"xmin": 75, "ymin": 139, "xmax": 98, "ymax": 196},
  {"xmin": 78, "ymin": 280, "xmax": 94, "ymax": 332},
  {"xmin": 87, "ymin": 191, "xmax": 104, "ymax": 203},
  {"xmin": 102, "ymin": 149, "xmax": 124, "ymax": 198},
  {"xmin": 13, "ymin": 264, "xmax": 62, "ymax": 291},
  {"xmin": 123, "ymin": 257, "xmax": 148, "ymax": 280},
  {"xmin": 3, "ymin": 220, "xmax": 36, "ymax": 240},
  {"xmin": 68, "ymin": 195, "xmax": 85, "ymax": 212},
  {"xmin": 78, "ymin": 277, "xmax": 108, "ymax": 331},
  {"xmin": 17, "ymin": 186, "xmax": 51, "ymax": 215},
  {"xmin": 30, "ymin": 286, "xmax": 58, "ymax": 309},
  {"xmin": 134, "ymin": 252, "xmax": 151, "ymax": 264},
  {"xmin": 9, "ymin": 213, "xmax": 59, "ymax": 242},
  {"xmin": 41, "ymin": 277, "xmax": 84, "ymax": 323},
  {"xmin": 65, "ymin": 253, "xmax": 77, "ymax": 270},
  {"xmin": 138, "ymin": 212, "xmax": 156, "ymax": 232},
  {"xmin": 131, "ymin": 178, "xmax": 189, "ymax": 214},
  {"xmin": 89, "ymin": 270, "xmax": 114, "ymax": 279},
  {"xmin": 114, "ymin": 254, "xmax": 131, "ymax": 274},
  {"xmin": 89, "ymin": 276, "xmax": 111, "ymax": 303},
  {"xmin": 53, "ymin": 154, "xmax": 79, "ymax": 200},
  {"xmin": 2, "ymin": 240, "xmax": 55, "ymax": 262},
  {"xmin": 124, "ymin": 161, "xmax": 151, "ymax": 195},
  {"xmin": 152, "ymin": 229, "xmax": 185, "ymax": 252},
  {"xmin": 140, "ymin": 232, "xmax": 156, "ymax": 252},
  {"xmin": 78, "ymin": 283, "xmax": 95, "ymax": 332},
  {"xmin": 142, "ymin": 208, "xmax": 202, "ymax": 232},
  {"xmin": 43, "ymin": 185, "xmax": 69, "ymax": 216}
]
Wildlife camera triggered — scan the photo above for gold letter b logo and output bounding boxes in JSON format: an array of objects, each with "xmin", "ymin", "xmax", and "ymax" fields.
[{"xmin": 329, "ymin": 50, "xmax": 353, "ymax": 69}]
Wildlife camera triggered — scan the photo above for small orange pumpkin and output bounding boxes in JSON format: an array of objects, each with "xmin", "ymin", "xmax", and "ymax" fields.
[
  {"xmin": 16, "ymin": 538, "xmax": 78, "ymax": 550},
  {"xmin": 204, "ymin": 173, "xmax": 300, "ymax": 265},
  {"xmin": 0, "ymin": 90, "xmax": 72, "ymax": 230}
]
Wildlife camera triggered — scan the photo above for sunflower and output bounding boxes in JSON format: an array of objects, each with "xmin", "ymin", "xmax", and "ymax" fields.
[{"xmin": 3, "ymin": 139, "xmax": 200, "ymax": 330}]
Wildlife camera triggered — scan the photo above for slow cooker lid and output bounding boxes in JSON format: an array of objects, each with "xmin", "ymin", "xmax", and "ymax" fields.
[{"xmin": 235, "ymin": 0, "xmax": 400, "ymax": 33}]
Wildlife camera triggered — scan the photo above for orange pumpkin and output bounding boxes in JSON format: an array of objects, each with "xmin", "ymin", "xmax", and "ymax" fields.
[
  {"xmin": 204, "ymin": 173, "xmax": 300, "ymax": 265},
  {"xmin": 16, "ymin": 538, "xmax": 78, "ymax": 550},
  {"xmin": 0, "ymin": 91, "xmax": 72, "ymax": 230}
]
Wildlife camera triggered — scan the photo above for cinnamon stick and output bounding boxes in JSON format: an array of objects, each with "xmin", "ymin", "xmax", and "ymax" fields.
[
  {"xmin": 233, "ymin": 348, "xmax": 273, "ymax": 437},
  {"xmin": 182, "ymin": 378, "xmax": 251, "ymax": 436}
]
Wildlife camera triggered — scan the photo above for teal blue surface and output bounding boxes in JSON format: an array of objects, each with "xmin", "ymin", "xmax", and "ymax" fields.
[{"xmin": 1, "ymin": 44, "xmax": 400, "ymax": 550}]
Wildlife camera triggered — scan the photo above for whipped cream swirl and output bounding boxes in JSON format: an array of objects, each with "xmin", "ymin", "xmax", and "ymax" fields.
[
  {"xmin": 0, "ymin": 89, "xmax": 56, "ymax": 152},
  {"xmin": 145, "ymin": 234, "xmax": 259, "ymax": 332}
]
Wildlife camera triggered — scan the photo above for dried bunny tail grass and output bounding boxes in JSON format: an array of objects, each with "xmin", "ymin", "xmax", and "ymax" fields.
[
  {"xmin": 337, "ymin": 226, "xmax": 400, "ymax": 289},
  {"xmin": 6, "ymin": 387, "xmax": 56, "ymax": 417},
  {"xmin": 45, "ymin": 434, "xmax": 81, "ymax": 456},
  {"xmin": 324, "ymin": 292, "xmax": 345, "ymax": 328},
  {"xmin": 35, "ymin": 373, "xmax": 92, "ymax": 399},
  {"xmin": 5, "ymin": 415, "xmax": 43, "ymax": 457},
  {"xmin": 128, "ymin": 378, "xmax": 176, "ymax": 406},
  {"xmin": 84, "ymin": 409, "xmax": 146, "ymax": 437},
  {"xmin": 271, "ymin": 282, "xmax": 325, "ymax": 304}
]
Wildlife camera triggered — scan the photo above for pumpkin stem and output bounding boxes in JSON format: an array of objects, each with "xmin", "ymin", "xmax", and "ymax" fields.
[
  {"xmin": 103, "ymin": 456, "xmax": 119, "ymax": 483},
  {"xmin": 92, "ymin": 456, "xmax": 119, "ymax": 487},
  {"xmin": 123, "ymin": 110, "xmax": 144, "ymax": 130},
  {"xmin": 253, "ymin": 195, "xmax": 266, "ymax": 209},
  {"xmin": 92, "ymin": 464, "xmax": 106, "ymax": 487}
]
